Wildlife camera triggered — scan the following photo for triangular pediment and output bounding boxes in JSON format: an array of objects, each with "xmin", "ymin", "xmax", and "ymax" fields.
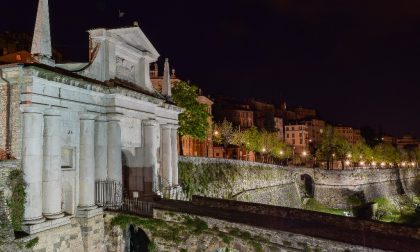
[{"xmin": 108, "ymin": 27, "xmax": 159, "ymax": 60}]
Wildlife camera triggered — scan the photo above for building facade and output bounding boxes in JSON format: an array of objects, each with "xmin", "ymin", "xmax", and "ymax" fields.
[
  {"xmin": 0, "ymin": 0, "xmax": 181, "ymax": 238},
  {"xmin": 334, "ymin": 126, "xmax": 361, "ymax": 145},
  {"xmin": 285, "ymin": 124, "xmax": 309, "ymax": 154}
]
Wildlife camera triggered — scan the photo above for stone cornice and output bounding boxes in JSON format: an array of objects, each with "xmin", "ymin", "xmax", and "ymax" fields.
[{"xmin": 19, "ymin": 65, "xmax": 182, "ymax": 112}]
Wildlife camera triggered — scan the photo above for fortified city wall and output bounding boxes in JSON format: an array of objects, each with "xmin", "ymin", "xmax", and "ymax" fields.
[{"xmin": 179, "ymin": 156, "xmax": 420, "ymax": 209}]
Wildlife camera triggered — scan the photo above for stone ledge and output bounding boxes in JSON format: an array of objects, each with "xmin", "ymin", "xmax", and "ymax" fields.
[
  {"xmin": 76, "ymin": 207, "xmax": 103, "ymax": 219},
  {"xmin": 22, "ymin": 216, "xmax": 71, "ymax": 234}
]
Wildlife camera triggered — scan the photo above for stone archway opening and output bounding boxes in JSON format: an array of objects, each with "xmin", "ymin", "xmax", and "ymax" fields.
[
  {"xmin": 300, "ymin": 174, "xmax": 314, "ymax": 198},
  {"xmin": 129, "ymin": 225, "xmax": 151, "ymax": 252}
]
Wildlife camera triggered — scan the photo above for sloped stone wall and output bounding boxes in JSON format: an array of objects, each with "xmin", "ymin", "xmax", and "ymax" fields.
[
  {"xmin": 180, "ymin": 157, "xmax": 420, "ymax": 209},
  {"xmin": 179, "ymin": 157, "xmax": 302, "ymax": 208},
  {"xmin": 314, "ymin": 168, "xmax": 420, "ymax": 208}
]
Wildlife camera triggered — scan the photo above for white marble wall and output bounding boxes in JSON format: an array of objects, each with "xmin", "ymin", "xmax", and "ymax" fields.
[{"xmin": 17, "ymin": 66, "xmax": 181, "ymax": 228}]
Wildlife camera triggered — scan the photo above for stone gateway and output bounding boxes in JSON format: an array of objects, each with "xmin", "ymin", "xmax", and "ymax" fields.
[{"xmin": 0, "ymin": 0, "xmax": 181, "ymax": 250}]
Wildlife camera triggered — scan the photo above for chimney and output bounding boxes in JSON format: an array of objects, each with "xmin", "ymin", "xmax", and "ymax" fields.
[
  {"xmin": 31, "ymin": 0, "xmax": 55, "ymax": 66},
  {"xmin": 162, "ymin": 58, "xmax": 171, "ymax": 97}
]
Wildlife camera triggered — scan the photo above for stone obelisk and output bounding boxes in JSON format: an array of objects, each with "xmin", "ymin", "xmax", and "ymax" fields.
[
  {"xmin": 31, "ymin": 0, "xmax": 55, "ymax": 66},
  {"xmin": 162, "ymin": 58, "xmax": 172, "ymax": 97}
]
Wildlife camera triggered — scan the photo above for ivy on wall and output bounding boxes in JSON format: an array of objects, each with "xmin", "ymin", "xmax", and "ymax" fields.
[
  {"xmin": 178, "ymin": 160, "xmax": 289, "ymax": 200},
  {"xmin": 6, "ymin": 169, "xmax": 26, "ymax": 231}
]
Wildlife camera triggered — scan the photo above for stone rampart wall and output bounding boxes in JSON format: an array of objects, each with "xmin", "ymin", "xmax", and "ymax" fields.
[
  {"xmin": 313, "ymin": 168, "xmax": 420, "ymax": 208},
  {"xmin": 180, "ymin": 157, "xmax": 420, "ymax": 209},
  {"xmin": 179, "ymin": 156, "xmax": 302, "ymax": 208}
]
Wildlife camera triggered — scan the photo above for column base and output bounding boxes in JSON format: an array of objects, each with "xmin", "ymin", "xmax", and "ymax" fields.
[
  {"xmin": 78, "ymin": 204, "xmax": 98, "ymax": 211},
  {"xmin": 44, "ymin": 212, "xmax": 65, "ymax": 220},
  {"xmin": 76, "ymin": 206, "xmax": 103, "ymax": 218},
  {"xmin": 22, "ymin": 216, "xmax": 71, "ymax": 234},
  {"xmin": 22, "ymin": 216, "xmax": 45, "ymax": 225}
]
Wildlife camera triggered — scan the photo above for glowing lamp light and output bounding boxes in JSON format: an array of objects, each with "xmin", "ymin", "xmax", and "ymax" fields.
[
  {"xmin": 302, "ymin": 151, "xmax": 307, "ymax": 157},
  {"xmin": 371, "ymin": 161, "xmax": 377, "ymax": 166},
  {"xmin": 401, "ymin": 162, "xmax": 406, "ymax": 167},
  {"xmin": 214, "ymin": 130, "xmax": 219, "ymax": 136},
  {"xmin": 345, "ymin": 160, "xmax": 350, "ymax": 166},
  {"xmin": 279, "ymin": 150, "xmax": 284, "ymax": 155},
  {"xmin": 381, "ymin": 162, "xmax": 386, "ymax": 167},
  {"xmin": 389, "ymin": 163, "xmax": 393, "ymax": 167},
  {"xmin": 411, "ymin": 162, "xmax": 416, "ymax": 167},
  {"xmin": 359, "ymin": 161, "xmax": 365, "ymax": 166},
  {"xmin": 347, "ymin": 153, "xmax": 352, "ymax": 158},
  {"xmin": 262, "ymin": 148, "xmax": 266, "ymax": 153}
]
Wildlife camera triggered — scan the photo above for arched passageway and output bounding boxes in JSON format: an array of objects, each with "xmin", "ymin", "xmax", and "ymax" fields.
[
  {"xmin": 129, "ymin": 225, "xmax": 151, "ymax": 252},
  {"xmin": 300, "ymin": 174, "xmax": 314, "ymax": 197}
]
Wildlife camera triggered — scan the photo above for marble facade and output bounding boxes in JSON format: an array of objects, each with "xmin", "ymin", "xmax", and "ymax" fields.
[{"xmin": 0, "ymin": 0, "xmax": 182, "ymax": 235}]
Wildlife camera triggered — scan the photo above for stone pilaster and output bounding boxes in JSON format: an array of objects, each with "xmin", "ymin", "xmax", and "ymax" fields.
[
  {"xmin": 143, "ymin": 119, "xmax": 159, "ymax": 194},
  {"xmin": 107, "ymin": 115, "xmax": 122, "ymax": 184},
  {"xmin": 78, "ymin": 113, "xmax": 97, "ymax": 210},
  {"xmin": 170, "ymin": 125, "xmax": 179, "ymax": 186},
  {"xmin": 95, "ymin": 116, "xmax": 108, "ymax": 181},
  {"xmin": 22, "ymin": 106, "xmax": 45, "ymax": 224},
  {"xmin": 42, "ymin": 109, "xmax": 64, "ymax": 219},
  {"xmin": 161, "ymin": 124, "xmax": 172, "ymax": 188}
]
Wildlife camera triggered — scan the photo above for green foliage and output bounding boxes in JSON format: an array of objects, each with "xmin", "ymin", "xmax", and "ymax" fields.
[
  {"xmin": 6, "ymin": 169, "xmax": 26, "ymax": 231},
  {"xmin": 179, "ymin": 161, "xmax": 240, "ymax": 199},
  {"xmin": 304, "ymin": 198, "xmax": 346, "ymax": 216},
  {"xmin": 350, "ymin": 140, "xmax": 374, "ymax": 163},
  {"xmin": 179, "ymin": 161, "xmax": 288, "ymax": 199},
  {"xmin": 373, "ymin": 143, "xmax": 400, "ymax": 164},
  {"xmin": 25, "ymin": 237, "xmax": 39, "ymax": 249},
  {"xmin": 148, "ymin": 242, "xmax": 157, "ymax": 252},
  {"xmin": 111, "ymin": 214, "xmax": 210, "ymax": 245},
  {"xmin": 316, "ymin": 126, "xmax": 351, "ymax": 169},
  {"xmin": 182, "ymin": 216, "xmax": 208, "ymax": 234},
  {"xmin": 231, "ymin": 126, "xmax": 291, "ymax": 160},
  {"xmin": 213, "ymin": 119, "xmax": 235, "ymax": 148},
  {"xmin": 172, "ymin": 81, "xmax": 209, "ymax": 140}
]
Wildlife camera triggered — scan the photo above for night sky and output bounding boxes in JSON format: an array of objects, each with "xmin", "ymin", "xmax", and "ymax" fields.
[{"xmin": 2, "ymin": 0, "xmax": 420, "ymax": 137}]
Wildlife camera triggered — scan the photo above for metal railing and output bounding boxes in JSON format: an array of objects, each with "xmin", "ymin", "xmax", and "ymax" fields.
[
  {"xmin": 95, "ymin": 180, "xmax": 122, "ymax": 208},
  {"xmin": 119, "ymin": 198, "xmax": 154, "ymax": 217}
]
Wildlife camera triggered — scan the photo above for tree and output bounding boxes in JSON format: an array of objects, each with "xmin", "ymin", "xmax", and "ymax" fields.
[
  {"xmin": 213, "ymin": 119, "xmax": 235, "ymax": 158},
  {"xmin": 350, "ymin": 140, "xmax": 374, "ymax": 165},
  {"xmin": 172, "ymin": 81, "xmax": 210, "ymax": 155},
  {"xmin": 373, "ymin": 143, "xmax": 400, "ymax": 166},
  {"xmin": 316, "ymin": 125, "xmax": 351, "ymax": 169}
]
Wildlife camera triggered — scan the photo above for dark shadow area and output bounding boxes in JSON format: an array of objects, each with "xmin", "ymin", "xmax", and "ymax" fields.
[
  {"xmin": 300, "ymin": 174, "xmax": 314, "ymax": 197},
  {"xmin": 129, "ymin": 224, "xmax": 150, "ymax": 252}
]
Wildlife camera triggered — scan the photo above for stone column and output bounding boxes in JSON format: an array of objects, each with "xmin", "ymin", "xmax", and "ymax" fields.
[
  {"xmin": 95, "ymin": 116, "xmax": 108, "ymax": 181},
  {"xmin": 42, "ymin": 109, "xmax": 64, "ymax": 219},
  {"xmin": 170, "ymin": 125, "xmax": 179, "ymax": 186},
  {"xmin": 143, "ymin": 119, "xmax": 159, "ymax": 193},
  {"xmin": 107, "ymin": 116, "xmax": 122, "ymax": 184},
  {"xmin": 161, "ymin": 125, "xmax": 172, "ymax": 187},
  {"xmin": 78, "ymin": 113, "xmax": 97, "ymax": 210},
  {"xmin": 22, "ymin": 107, "xmax": 45, "ymax": 224}
]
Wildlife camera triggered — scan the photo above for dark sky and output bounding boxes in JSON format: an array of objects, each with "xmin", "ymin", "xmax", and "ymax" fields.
[{"xmin": 2, "ymin": 0, "xmax": 420, "ymax": 137}]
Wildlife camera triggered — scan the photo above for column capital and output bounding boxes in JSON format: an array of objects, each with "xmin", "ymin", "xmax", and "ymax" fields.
[
  {"xmin": 106, "ymin": 113, "xmax": 122, "ymax": 122},
  {"xmin": 21, "ymin": 106, "xmax": 44, "ymax": 114},
  {"xmin": 44, "ymin": 108, "xmax": 61, "ymax": 117},
  {"xmin": 79, "ymin": 112, "xmax": 97, "ymax": 120},
  {"xmin": 161, "ymin": 124, "xmax": 173, "ymax": 130},
  {"xmin": 170, "ymin": 124, "xmax": 180, "ymax": 130},
  {"xmin": 143, "ymin": 119, "xmax": 158, "ymax": 127},
  {"xmin": 95, "ymin": 115, "xmax": 108, "ymax": 122}
]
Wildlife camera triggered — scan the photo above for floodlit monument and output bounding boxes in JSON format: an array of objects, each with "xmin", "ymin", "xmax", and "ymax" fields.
[{"xmin": 0, "ymin": 0, "xmax": 181, "ymax": 243}]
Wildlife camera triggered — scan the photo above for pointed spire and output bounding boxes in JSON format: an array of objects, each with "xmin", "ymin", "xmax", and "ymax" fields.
[
  {"xmin": 31, "ymin": 0, "xmax": 54, "ymax": 66},
  {"xmin": 162, "ymin": 58, "xmax": 171, "ymax": 97}
]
